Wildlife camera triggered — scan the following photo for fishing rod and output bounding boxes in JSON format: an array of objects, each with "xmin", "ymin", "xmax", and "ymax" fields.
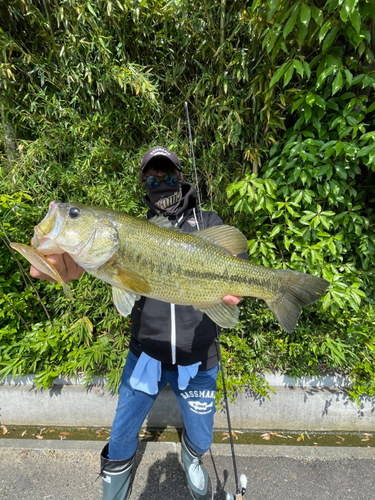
[
  {"xmin": 215, "ymin": 325, "xmax": 247, "ymax": 500},
  {"xmin": 184, "ymin": 101, "xmax": 204, "ymax": 231},
  {"xmin": 184, "ymin": 101, "xmax": 247, "ymax": 500}
]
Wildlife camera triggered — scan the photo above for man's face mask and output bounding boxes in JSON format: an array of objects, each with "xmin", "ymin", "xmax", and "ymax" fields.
[{"xmin": 144, "ymin": 170, "xmax": 182, "ymax": 212}]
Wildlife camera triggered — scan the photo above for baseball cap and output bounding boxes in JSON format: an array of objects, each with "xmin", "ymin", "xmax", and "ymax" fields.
[{"xmin": 141, "ymin": 146, "xmax": 181, "ymax": 171}]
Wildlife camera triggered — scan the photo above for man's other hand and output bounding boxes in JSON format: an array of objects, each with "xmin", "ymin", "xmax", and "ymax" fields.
[
  {"xmin": 30, "ymin": 252, "xmax": 84, "ymax": 283},
  {"xmin": 222, "ymin": 295, "xmax": 242, "ymax": 306}
]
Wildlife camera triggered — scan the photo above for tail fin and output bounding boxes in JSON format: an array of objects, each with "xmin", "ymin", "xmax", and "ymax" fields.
[{"xmin": 265, "ymin": 270, "xmax": 329, "ymax": 333}]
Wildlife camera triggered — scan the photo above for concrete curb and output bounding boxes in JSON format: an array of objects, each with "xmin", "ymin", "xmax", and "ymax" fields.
[
  {"xmin": 1, "ymin": 373, "xmax": 374, "ymax": 431},
  {"xmin": 1, "ymin": 439, "xmax": 375, "ymax": 460}
]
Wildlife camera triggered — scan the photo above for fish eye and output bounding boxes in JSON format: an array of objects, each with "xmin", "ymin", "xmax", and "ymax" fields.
[{"xmin": 68, "ymin": 207, "xmax": 81, "ymax": 219}]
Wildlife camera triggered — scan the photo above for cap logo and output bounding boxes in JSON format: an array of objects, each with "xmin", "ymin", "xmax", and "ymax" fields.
[
  {"xmin": 141, "ymin": 146, "xmax": 181, "ymax": 171},
  {"xmin": 149, "ymin": 147, "xmax": 171, "ymax": 157}
]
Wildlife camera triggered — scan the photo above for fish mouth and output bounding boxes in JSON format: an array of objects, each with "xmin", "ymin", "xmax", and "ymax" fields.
[
  {"xmin": 35, "ymin": 201, "xmax": 58, "ymax": 236},
  {"xmin": 33, "ymin": 201, "xmax": 65, "ymax": 253}
]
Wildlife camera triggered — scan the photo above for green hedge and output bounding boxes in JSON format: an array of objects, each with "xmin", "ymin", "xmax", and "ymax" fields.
[{"xmin": 0, "ymin": 0, "xmax": 374, "ymax": 401}]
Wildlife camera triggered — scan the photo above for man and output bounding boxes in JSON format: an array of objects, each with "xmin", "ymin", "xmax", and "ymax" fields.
[{"xmin": 31, "ymin": 146, "xmax": 242, "ymax": 500}]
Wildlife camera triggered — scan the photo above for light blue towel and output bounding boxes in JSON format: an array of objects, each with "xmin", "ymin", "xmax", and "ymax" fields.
[
  {"xmin": 178, "ymin": 362, "xmax": 201, "ymax": 390},
  {"xmin": 130, "ymin": 352, "xmax": 201, "ymax": 395},
  {"xmin": 130, "ymin": 352, "xmax": 161, "ymax": 395}
]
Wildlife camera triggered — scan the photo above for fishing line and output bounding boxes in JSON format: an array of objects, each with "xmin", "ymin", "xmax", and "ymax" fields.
[
  {"xmin": 1, "ymin": 204, "xmax": 51, "ymax": 320},
  {"xmin": 1, "ymin": 205, "xmax": 21, "ymax": 246},
  {"xmin": 1, "ymin": 204, "xmax": 33, "ymax": 285},
  {"xmin": 215, "ymin": 326, "xmax": 247, "ymax": 500},
  {"xmin": 184, "ymin": 102, "xmax": 246, "ymax": 499}
]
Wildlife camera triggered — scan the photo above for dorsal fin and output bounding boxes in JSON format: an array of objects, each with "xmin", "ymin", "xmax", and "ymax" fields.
[{"xmin": 194, "ymin": 225, "xmax": 248, "ymax": 255}]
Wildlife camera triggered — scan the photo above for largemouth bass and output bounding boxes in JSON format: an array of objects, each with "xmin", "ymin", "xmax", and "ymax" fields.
[{"xmin": 12, "ymin": 201, "xmax": 329, "ymax": 332}]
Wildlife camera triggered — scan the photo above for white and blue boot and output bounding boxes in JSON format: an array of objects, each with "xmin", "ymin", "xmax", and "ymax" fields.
[
  {"xmin": 181, "ymin": 431, "xmax": 213, "ymax": 500},
  {"xmin": 100, "ymin": 444, "xmax": 135, "ymax": 500}
]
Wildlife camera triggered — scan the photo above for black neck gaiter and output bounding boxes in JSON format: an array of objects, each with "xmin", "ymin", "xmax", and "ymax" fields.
[{"xmin": 146, "ymin": 181, "xmax": 182, "ymax": 215}]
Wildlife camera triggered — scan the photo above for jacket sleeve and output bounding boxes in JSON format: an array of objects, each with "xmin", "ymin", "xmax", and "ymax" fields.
[{"xmin": 204, "ymin": 211, "xmax": 224, "ymax": 228}]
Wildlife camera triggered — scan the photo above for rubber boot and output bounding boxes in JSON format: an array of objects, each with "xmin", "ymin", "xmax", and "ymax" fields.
[
  {"xmin": 100, "ymin": 443, "xmax": 135, "ymax": 500},
  {"xmin": 181, "ymin": 431, "xmax": 213, "ymax": 500}
]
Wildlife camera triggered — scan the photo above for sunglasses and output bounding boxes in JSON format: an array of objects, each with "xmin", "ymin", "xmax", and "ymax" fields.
[{"xmin": 143, "ymin": 173, "xmax": 179, "ymax": 188}]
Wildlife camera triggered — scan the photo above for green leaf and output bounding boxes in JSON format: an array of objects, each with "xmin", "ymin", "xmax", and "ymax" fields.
[
  {"xmin": 292, "ymin": 190, "xmax": 303, "ymax": 204},
  {"xmin": 311, "ymin": 6, "xmax": 323, "ymax": 26},
  {"xmin": 247, "ymin": 240, "xmax": 259, "ymax": 255},
  {"xmin": 283, "ymin": 234, "xmax": 291, "ymax": 251},
  {"xmin": 344, "ymin": 69, "xmax": 353, "ymax": 86},
  {"xmin": 252, "ymin": 0, "xmax": 262, "ymax": 11},
  {"xmin": 328, "ymin": 239, "xmax": 336, "ymax": 255},
  {"xmin": 317, "ymin": 164, "xmax": 331, "ymax": 177},
  {"xmin": 305, "ymin": 93, "xmax": 315, "ymax": 106},
  {"xmin": 320, "ymin": 216, "xmax": 331, "ymax": 230},
  {"xmin": 315, "ymin": 95, "xmax": 326, "ymax": 109},
  {"xmin": 362, "ymin": 75, "xmax": 375, "ymax": 88},
  {"xmin": 332, "ymin": 71, "xmax": 344, "ymax": 95},
  {"xmin": 283, "ymin": 64, "xmax": 294, "ymax": 87},
  {"xmin": 321, "ymin": 292, "xmax": 331, "ymax": 311},
  {"xmin": 360, "ymin": 131, "xmax": 375, "ymax": 141},
  {"xmin": 335, "ymin": 141, "xmax": 343, "ymax": 154},
  {"xmin": 322, "ymin": 26, "xmax": 340, "ymax": 52},
  {"xmin": 293, "ymin": 60, "xmax": 304, "ymax": 78},
  {"xmin": 304, "ymin": 104, "xmax": 312, "ymax": 122},
  {"xmin": 349, "ymin": 9, "xmax": 361, "ymax": 34},
  {"xmin": 357, "ymin": 144, "xmax": 375, "ymax": 157},
  {"xmin": 340, "ymin": 4, "xmax": 348, "ymax": 22},
  {"xmin": 270, "ymin": 62, "xmax": 289, "ymax": 87},
  {"xmin": 344, "ymin": 0, "xmax": 358, "ymax": 16},
  {"xmin": 335, "ymin": 165, "xmax": 347, "ymax": 179},
  {"xmin": 269, "ymin": 225, "xmax": 282, "ymax": 238},
  {"xmin": 300, "ymin": 4, "xmax": 311, "ymax": 26},
  {"xmin": 297, "ymin": 23, "xmax": 308, "ymax": 45},
  {"xmin": 267, "ymin": 0, "xmax": 281, "ymax": 20},
  {"xmin": 260, "ymin": 242, "xmax": 268, "ymax": 256},
  {"xmin": 283, "ymin": 6, "xmax": 299, "ymax": 39},
  {"xmin": 351, "ymin": 74, "xmax": 365, "ymax": 86},
  {"xmin": 317, "ymin": 65, "xmax": 335, "ymax": 88},
  {"xmin": 318, "ymin": 21, "xmax": 331, "ymax": 43},
  {"xmin": 346, "ymin": 115, "xmax": 357, "ymax": 126},
  {"xmin": 292, "ymin": 96, "xmax": 305, "ymax": 112},
  {"xmin": 324, "ymin": 146, "xmax": 335, "ymax": 158},
  {"xmin": 87, "ymin": 3, "xmax": 97, "ymax": 16},
  {"xmin": 303, "ymin": 61, "xmax": 311, "ymax": 80}
]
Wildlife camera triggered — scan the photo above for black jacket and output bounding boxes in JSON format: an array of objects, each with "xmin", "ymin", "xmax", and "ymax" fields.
[{"xmin": 129, "ymin": 182, "xmax": 246, "ymax": 370}]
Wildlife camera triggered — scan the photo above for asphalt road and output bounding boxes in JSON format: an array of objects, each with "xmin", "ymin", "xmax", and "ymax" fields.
[{"xmin": 0, "ymin": 440, "xmax": 374, "ymax": 500}]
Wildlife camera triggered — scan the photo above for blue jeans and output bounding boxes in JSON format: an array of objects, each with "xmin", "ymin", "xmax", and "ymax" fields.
[{"xmin": 109, "ymin": 351, "xmax": 219, "ymax": 460}]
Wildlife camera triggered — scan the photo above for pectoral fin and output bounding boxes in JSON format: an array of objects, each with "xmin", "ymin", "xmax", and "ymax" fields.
[
  {"xmin": 116, "ymin": 267, "xmax": 151, "ymax": 295},
  {"xmin": 112, "ymin": 286, "xmax": 140, "ymax": 317},
  {"xmin": 196, "ymin": 302, "xmax": 239, "ymax": 328}
]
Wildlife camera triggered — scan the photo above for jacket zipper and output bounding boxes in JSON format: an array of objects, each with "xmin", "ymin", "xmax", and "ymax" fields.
[
  {"xmin": 170, "ymin": 212, "xmax": 200, "ymax": 365},
  {"xmin": 170, "ymin": 303, "xmax": 176, "ymax": 365}
]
